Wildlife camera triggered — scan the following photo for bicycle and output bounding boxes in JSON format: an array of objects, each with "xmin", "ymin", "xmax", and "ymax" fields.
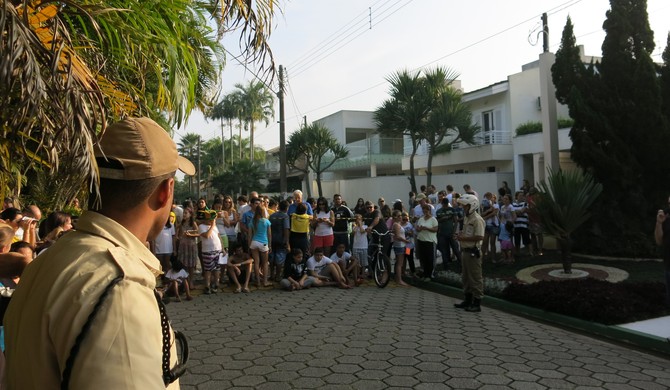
[{"xmin": 369, "ymin": 230, "xmax": 392, "ymax": 288}]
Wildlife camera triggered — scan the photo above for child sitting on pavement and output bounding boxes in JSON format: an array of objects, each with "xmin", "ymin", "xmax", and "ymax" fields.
[
  {"xmin": 306, "ymin": 247, "xmax": 351, "ymax": 289},
  {"xmin": 227, "ymin": 242, "xmax": 253, "ymax": 293},
  {"xmin": 280, "ymin": 249, "xmax": 316, "ymax": 291},
  {"xmin": 330, "ymin": 243, "xmax": 361, "ymax": 286},
  {"xmin": 163, "ymin": 258, "xmax": 193, "ymax": 302}
]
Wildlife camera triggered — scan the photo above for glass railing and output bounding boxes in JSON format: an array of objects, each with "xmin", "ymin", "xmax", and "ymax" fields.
[
  {"xmin": 451, "ymin": 130, "xmax": 512, "ymax": 150},
  {"xmin": 320, "ymin": 136, "xmax": 404, "ymax": 169}
]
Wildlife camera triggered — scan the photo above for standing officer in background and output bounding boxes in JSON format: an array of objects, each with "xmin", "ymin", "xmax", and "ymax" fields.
[
  {"xmin": 655, "ymin": 199, "xmax": 670, "ymax": 307},
  {"xmin": 453, "ymin": 194, "xmax": 486, "ymax": 312},
  {"xmin": 5, "ymin": 117, "xmax": 195, "ymax": 389}
]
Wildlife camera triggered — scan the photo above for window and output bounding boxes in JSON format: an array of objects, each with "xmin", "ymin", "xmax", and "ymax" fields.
[{"xmin": 481, "ymin": 109, "xmax": 502, "ymax": 144}]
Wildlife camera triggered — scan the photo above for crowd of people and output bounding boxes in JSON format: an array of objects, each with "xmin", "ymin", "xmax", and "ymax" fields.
[
  {"xmin": 147, "ymin": 179, "xmax": 547, "ymax": 304},
  {"xmin": 0, "ymin": 179, "xmax": 547, "ymax": 314}
]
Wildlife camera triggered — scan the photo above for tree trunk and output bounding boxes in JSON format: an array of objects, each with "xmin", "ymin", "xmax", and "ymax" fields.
[
  {"xmin": 228, "ymin": 119, "xmax": 234, "ymax": 165},
  {"xmin": 426, "ymin": 147, "xmax": 434, "ymax": 188},
  {"xmin": 316, "ymin": 173, "xmax": 322, "ymax": 198},
  {"xmin": 409, "ymin": 141, "xmax": 418, "ymax": 194},
  {"xmin": 238, "ymin": 120, "xmax": 243, "ymax": 160},
  {"xmin": 250, "ymin": 122, "xmax": 255, "ymax": 162},
  {"xmin": 304, "ymin": 173, "xmax": 312, "ymax": 198},
  {"xmin": 558, "ymin": 237, "xmax": 572, "ymax": 274}
]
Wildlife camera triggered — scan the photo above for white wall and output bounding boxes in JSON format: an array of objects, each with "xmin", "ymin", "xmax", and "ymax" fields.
[
  {"xmin": 316, "ymin": 110, "xmax": 376, "ymax": 145},
  {"xmin": 317, "ymin": 171, "xmax": 516, "ymax": 206}
]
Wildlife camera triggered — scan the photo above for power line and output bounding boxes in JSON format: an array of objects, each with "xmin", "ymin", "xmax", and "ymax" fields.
[
  {"xmin": 285, "ymin": 72, "xmax": 303, "ymax": 123},
  {"xmin": 296, "ymin": 0, "xmax": 584, "ymax": 118},
  {"xmin": 224, "ymin": 48, "xmax": 278, "ymax": 93},
  {"xmin": 287, "ymin": 0, "xmax": 388, "ymax": 70},
  {"xmin": 289, "ymin": 0, "xmax": 414, "ymax": 78}
]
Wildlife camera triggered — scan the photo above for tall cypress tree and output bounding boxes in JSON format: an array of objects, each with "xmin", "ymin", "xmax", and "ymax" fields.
[
  {"xmin": 661, "ymin": 33, "xmax": 670, "ymax": 118},
  {"xmin": 552, "ymin": 0, "xmax": 670, "ymax": 255}
]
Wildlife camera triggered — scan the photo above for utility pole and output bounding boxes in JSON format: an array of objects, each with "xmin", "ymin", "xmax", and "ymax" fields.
[
  {"xmin": 303, "ymin": 115, "xmax": 307, "ymax": 128},
  {"xmin": 278, "ymin": 65, "xmax": 287, "ymax": 194},
  {"xmin": 539, "ymin": 12, "xmax": 559, "ymax": 180},
  {"xmin": 542, "ymin": 13, "xmax": 549, "ymax": 53}
]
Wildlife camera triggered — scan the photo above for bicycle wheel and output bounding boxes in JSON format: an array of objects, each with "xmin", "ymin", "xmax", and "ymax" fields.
[{"xmin": 373, "ymin": 252, "xmax": 391, "ymax": 288}]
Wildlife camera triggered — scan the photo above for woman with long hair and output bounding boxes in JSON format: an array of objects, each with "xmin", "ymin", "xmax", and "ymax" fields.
[
  {"xmin": 391, "ymin": 210, "xmax": 410, "ymax": 286},
  {"xmin": 153, "ymin": 212, "xmax": 177, "ymax": 274},
  {"xmin": 353, "ymin": 198, "xmax": 366, "ymax": 217},
  {"xmin": 249, "ymin": 203, "xmax": 272, "ymax": 288},
  {"xmin": 36, "ymin": 211, "xmax": 73, "ymax": 254},
  {"xmin": 221, "ymin": 195, "xmax": 239, "ymax": 246},
  {"xmin": 312, "ymin": 197, "xmax": 335, "ymax": 256},
  {"xmin": 481, "ymin": 192, "xmax": 500, "ymax": 263},
  {"xmin": 177, "ymin": 207, "xmax": 199, "ymax": 288}
]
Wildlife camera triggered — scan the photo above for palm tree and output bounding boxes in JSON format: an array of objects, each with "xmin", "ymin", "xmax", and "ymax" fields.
[
  {"xmin": 234, "ymin": 81, "xmax": 275, "ymax": 162},
  {"xmin": 531, "ymin": 168, "xmax": 603, "ymax": 273},
  {"xmin": 178, "ymin": 133, "xmax": 201, "ymax": 194},
  {"xmin": 287, "ymin": 123, "xmax": 349, "ymax": 198},
  {"xmin": 375, "ymin": 69, "xmax": 431, "ymax": 194},
  {"xmin": 421, "ymin": 67, "xmax": 479, "ymax": 187},
  {"xmin": 211, "ymin": 160, "xmax": 265, "ymax": 196},
  {"xmin": 0, "ymin": 0, "xmax": 280, "ymax": 208},
  {"xmin": 208, "ymin": 93, "xmax": 243, "ymax": 166}
]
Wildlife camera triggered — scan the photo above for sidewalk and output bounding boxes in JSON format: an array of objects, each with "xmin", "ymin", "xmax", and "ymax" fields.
[
  {"xmin": 620, "ymin": 315, "xmax": 670, "ymax": 340},
  {"xmin": 167, "ymin": 284, "xmax": 670, "ymax": 389}
]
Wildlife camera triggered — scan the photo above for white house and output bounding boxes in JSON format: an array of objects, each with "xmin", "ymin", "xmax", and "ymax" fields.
[{"xmin": 265, "ymin": 47, "xmax": 600, "ymax": 203}]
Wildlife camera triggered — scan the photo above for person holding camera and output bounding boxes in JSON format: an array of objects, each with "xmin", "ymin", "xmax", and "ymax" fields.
[{"xmin": 454, "ymin": 194, "xmax": 486, "ymax": 313}]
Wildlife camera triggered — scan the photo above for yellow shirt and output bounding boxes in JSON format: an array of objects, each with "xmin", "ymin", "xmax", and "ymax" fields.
[
  {"xmin": 4, "ymin": 211, "xmax": 180, "ymax": 389},
  {"xmin": 291, "ymin": 213, "xmax": 311, "ymax": 233}
]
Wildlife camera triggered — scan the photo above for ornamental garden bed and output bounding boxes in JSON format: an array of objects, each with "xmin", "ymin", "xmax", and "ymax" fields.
[{"xmin": 431, "ymin": 249, "xmax": 669, "ymax": 325}]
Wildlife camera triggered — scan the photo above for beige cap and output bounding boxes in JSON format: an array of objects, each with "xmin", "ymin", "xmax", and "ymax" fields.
[
  {"xmin": 415, "ymin": 193, "xmax": 427, "ymax": 201},
  {"xmin": 95, "ymin": 117, "xmax": 196, "ymax": 180}
]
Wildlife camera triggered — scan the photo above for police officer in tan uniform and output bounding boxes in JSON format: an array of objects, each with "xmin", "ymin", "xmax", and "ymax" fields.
[
  {"xmin": 5, "ymin": 117, "xmax": 195, "ymax": 389},
  {"xmin": 453, "ymin": 194, "xmax": 486, "ymax": 312}
]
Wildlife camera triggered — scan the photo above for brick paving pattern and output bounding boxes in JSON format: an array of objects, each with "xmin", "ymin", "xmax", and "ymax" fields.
[{"xmin": 167, "ymin": 285, "xmax": 670, "ymax": 389}]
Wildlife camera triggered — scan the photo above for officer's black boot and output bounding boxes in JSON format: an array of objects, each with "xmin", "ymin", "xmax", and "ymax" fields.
[
  {"xmin": 454, "ymin": 293, "xmax": 472, "ymax": 309},
  {"xmin": 465, "ymin": 298, "xmax": 481, "ymax": 312}
]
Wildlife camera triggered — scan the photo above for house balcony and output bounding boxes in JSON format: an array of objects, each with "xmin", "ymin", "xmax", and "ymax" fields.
[
  {"xmin": 321, "ymin": 137, "xmax": 403, "ymax": 173},
  {"xmin": 403, "ymin": 130, "xmax": 513, "ymax": 172}
]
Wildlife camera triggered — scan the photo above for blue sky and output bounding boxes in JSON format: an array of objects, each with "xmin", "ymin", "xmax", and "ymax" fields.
[{"xmin": 177, "ymin": 0, "xmax": 670, "ymax": 151}]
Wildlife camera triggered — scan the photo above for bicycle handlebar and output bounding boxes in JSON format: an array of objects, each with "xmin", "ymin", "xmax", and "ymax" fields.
[{"xmin": 370, "ymin": 230, "xmax": 393, "ymax": 236}]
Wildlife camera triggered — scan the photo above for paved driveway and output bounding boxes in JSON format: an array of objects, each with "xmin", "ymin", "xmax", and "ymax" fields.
[{"xmin": 167, "ymin": 285, "xmax": 670, "ymax": 389}]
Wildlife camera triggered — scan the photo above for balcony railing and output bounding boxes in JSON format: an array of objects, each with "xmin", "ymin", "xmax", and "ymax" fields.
[
  {"xmin": 320, "ymin": 136, "xmax": 404, "ymax": 170},
  {"xmin": 451, "ymin": 130, "xmax": 512, "ymax": 150}
]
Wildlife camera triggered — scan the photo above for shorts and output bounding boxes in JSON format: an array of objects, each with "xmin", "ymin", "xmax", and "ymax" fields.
[
  {"xmin": 271, "ymin": 246, "xmax": 287, "ymax": 266},
  {"xmin": 500, "ymin": 239, "xmax": 514, "ymax": 250},
  {"xmin": 279, "ymin": 276, "xmax": 316, "ymax": 290},
  {"xmin": 393, "ymin": 246, "xmax": 406, "ymax": 255},
  {"xmin": 304, "ymin": 276, "xmax": 317, "ymax": 287},
  {"xmin": 485, "ymin": 225, "xmax": 500, "ymax": 235},
  {"xmin": 353, "ymin": 248, "xmax": 368, "ymax": 267},
  {"xmin": 202, "ymin": 250, "xmax": 221, "ymax": 272},
  {"xmin": 249, "ymin": 240, "xmax": 269, "ymax": 252},
  {"xmin": 529, "ymin": 222, "xmax": 543, "ymax": 235},
  {"xmin": 312, "ymin": 234, "xmax": 334, "ymax": 249},
  {"xmin": 317, "ymin": 266, "xmax": 334, "ymax": 278}
]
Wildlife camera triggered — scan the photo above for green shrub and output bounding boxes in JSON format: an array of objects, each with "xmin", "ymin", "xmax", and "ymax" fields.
[
  {"xmin": 515, "ymin": 118, "xmax": 575, "ymax": 136},
  {"xmin": 501, "ymin": 278, "xmax": 669, "ymax": 325},
  {"xmin": 515, "ymin": 121, "xmax": 542, "ymax": 136}
]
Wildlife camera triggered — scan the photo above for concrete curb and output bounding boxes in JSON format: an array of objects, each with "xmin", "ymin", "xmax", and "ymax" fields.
[{"xmin": 408, "ymin": 277, "xmax": 670, "ymax": 357}]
